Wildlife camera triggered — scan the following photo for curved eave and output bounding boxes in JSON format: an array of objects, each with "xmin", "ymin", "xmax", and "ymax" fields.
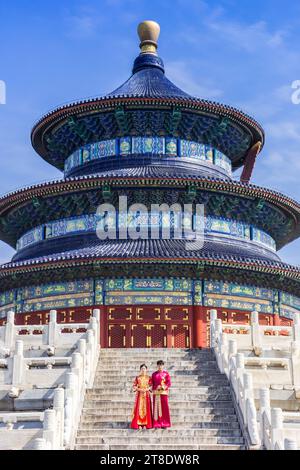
[
  {"xmin": 0, "ymin": 174, "xmax": 299, "ymax": 228},
  {"xmin": 1, "ymin": 255, "xmax": 300, "ymax": 285},
  {"xmin": 31, "ymin": 96, "xmax": 265, "ymax": 169}
]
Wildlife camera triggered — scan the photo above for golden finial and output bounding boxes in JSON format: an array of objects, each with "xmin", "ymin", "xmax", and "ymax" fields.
[{"xmin": 138, "ymin": 20, "xmax": 160, "ymax": 54}]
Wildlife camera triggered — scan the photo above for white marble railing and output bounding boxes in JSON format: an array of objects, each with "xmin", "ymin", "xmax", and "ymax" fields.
[
  {"xmin": 0, "ymin": 310, "xmax": 92, "ymax": 354},
  {"xmin": 215, "ymin": 312, "xmax": 300, "ymax": 355},
  {"xmin": 210, "ymin": 310, "xmax": 300, "ymax": 450},
  {"xmin": 0, "ymin": 411, "xmax": 44, "ymax": 429},
  {"xmin": 34, "ymin": 310, "xmax": 100, "ymax": 450},
  {"xmin": 0, "ymin": 309, "xmax": 100, "ymax": 450},
  {"xmin": 259, "ymin": 389, "xmax": 300, "ymax": 450}
]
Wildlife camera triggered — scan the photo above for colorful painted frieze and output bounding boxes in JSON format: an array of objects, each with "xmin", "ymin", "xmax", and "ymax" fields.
[
  {"xmin": 17, "ymin": 226, "xmax": 44, "ymax": 251},
  {"xmin": 63, "ymin": 137, "xmax": 232, "ymax": 174},
  {"xmin": 204, "ymin": 280, "xmax": 275, "ymax": 300},
  {"xmin": 22, "ymin": 294, "xmax": 94, "ymax": 312},
  {"xmin": 280, "ymin": 292, "xmax": 300, "ymax": 310},
  {"xmin": 279, "ymin": 304, "xmax": 299, "ymax": 319},
  {"xmin": 0, "ymin": 290, "xmax": 15, "ymax": 306},
  {"xmin": 104, "ymin": 278, "xmax": 192, "ymax": 292},
  {"xmin": 252, "ymin": 227, "xmax": 276, "ymax": 250},
  {"xmin": 21, "ymin": 280, "xmax": 93, "ymax": 300},
  {"xmin": 132, "ymin": 136, "xmax": 165, "ymax": 155},
  {"xmin": 214, "ymin": 150, "xmax": 232, "ymax": 175},
  {"xmin": 119, "ymin": 137, "xmax": 131, "ymax": 155},
  {"xmin": 204, "ymin": 295, "xmax": 273, "ymax": 313},
  {"xmin": 165, "ymin": 138, "xmax": 177, "ymax": 156},
  {"xmin": 105, "ymin": 293, "xmax": 192, "ymax": 305}
]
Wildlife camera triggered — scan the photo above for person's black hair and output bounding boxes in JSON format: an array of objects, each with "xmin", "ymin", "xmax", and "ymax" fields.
[
  {"xmin": 157, "ymin": 360, "xmax": 165, "ymax": 366},
  {"xmin": 140, "ymin": 364, "xmax": 147, "ymax": 370}
]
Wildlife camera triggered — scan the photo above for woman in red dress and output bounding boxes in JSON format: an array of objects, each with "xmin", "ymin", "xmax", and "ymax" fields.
[
  {"xmin": 152, "ymin": 360, "xmax": 171, "ymax": 428},
  {"xmin": 131, "ymin": 364, "xmax": 153, "ymax": 429}
]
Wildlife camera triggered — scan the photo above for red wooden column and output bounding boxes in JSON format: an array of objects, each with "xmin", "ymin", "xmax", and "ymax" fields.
[
  {"xmin": 193, "ymin": 306, "xmax": 206, "ymax": 348},
  {"xmin": 273, "ymin": 313, "xmax": 280, "ymax": 326},
  {"xmin": 100, "ymin": 306, "xmax": 107, "ymax": 348}
]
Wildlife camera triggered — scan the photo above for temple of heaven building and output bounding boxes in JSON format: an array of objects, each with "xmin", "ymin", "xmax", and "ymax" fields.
[{"xmin": 0, "ymin": 20, "xmax": 300, "ymax": 348}]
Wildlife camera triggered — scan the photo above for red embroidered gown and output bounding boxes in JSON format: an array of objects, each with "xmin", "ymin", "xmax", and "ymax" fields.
[
  {"xmin": 131, "ymin": 374, "xmax": 153, "ymax": 429},
  {"xmin": 151, "ymin": 370, "xmax": 171, "ymax": 428}
]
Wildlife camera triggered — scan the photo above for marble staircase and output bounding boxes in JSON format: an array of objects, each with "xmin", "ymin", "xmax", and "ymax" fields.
[{"xmin": 75, "ymin": 348, "xmax": 246, "ymax": 450}]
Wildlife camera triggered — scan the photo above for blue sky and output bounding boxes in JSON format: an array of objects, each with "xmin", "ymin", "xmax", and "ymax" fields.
[{"xmin": 0, "ymin": 0, "xmax": 300, "ymax": 264}]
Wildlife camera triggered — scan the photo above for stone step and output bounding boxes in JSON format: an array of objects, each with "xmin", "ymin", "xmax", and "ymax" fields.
[
  {"xmin": 93, "ymin": 382, "xmax": 229, "ymax": 389},
  {"xmin": 75, "ymin": 348, "xmax": 244, "ymax": 450},
  {"xmin": 81, "ymin": 408, "xmax": 236, "ymax": 419},
  {"xmin": 81, "ymin": 409, "xmax": 238, "ymax": 418},
  {"xmin": 96, "ymin": 365, "xmax": 222, "ymax": 371},
  {"xmin": 92, "ymin": 383, "xmax": 229, "ymax": 390},
  {"xmin": 97, "ymin": 363, "xmax": 218, "ymax": 369},
  {"xmin": 86, "ymin": 390, "xmax": 231, "ymax": 400},
  {"xmin": 94, "ymin": 369, "xmax": 221, "ymax": 376},
  {"xmin": 93, "ymin": 375, "xmax": 229, "ymax": 388},
  {"xmin": 76, "ymin": 428, "xmax": 242, "ymax": 437},
  {"xmin": 75, "ymin": 436, "xmax": 245, "ymax": 445},
  {"xmin": 84, "ymin": 396, "xmax": 232, "ymax": 407},
  {"xmin": 94, "ymin": 376, "xmax": 228, "ymax": 383},
  {"xmin": 84, "ymin": 393, "xmax": 233, "ymax": 411},
  {"xmin": 94, "ymin": 374, "xmax": 221, "ymax": 381},
  {"xmin": 87, "ymin": 384, "xmax": 231, "ymax": 392},
  {"xmin": 99, "ymin": 358, "xmax": 216, "ymax": 370},
  {"xmin": 78, "ymin": 420, "xmax": 240, "ymax": 430},
  {"xmin": 83, "ymin": 405, "xmax": 234, "ymax": 414},
  {"xmin": 75, "ymin": 444, "xmax": 245, "ymax": 450}
]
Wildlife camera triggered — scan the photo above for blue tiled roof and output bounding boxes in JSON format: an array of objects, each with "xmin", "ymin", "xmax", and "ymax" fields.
[
  {"xmin": 68, "ymin": 163, "xmax": 231, "ymax": 180},
  {"xmin": 106, "ymin": 54, "xmax": 191, "ymax": 100},
  {"xmin": 8, "ymin": 237, "xmax": 281, "ymax": 268}
]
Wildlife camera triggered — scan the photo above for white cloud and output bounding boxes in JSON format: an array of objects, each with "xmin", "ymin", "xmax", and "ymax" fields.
[
  {"xmin": 206, "ymin": 19, "xmax": 286, "ymax": 53},
  {"xmin": 266, "ymin": 120, "xmax": 300, "ymax": 141}
]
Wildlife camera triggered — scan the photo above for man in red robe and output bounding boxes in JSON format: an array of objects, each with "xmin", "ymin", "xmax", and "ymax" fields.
[{"xmin": 151, "ymin": 360, "xmax": 171, "ymax": 428}]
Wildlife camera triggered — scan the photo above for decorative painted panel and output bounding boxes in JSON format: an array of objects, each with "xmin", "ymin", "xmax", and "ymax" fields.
[
  {"xmin": 64, "ymin": 149, "xmax": 82, "ymax": 173},
  {"xmin": 104, "ymin": 278, "xmax": 192, "ymax": 292},
  {"xmin": 280, "ymin": 292, "xmax": 300, "ymax": 310},
  {"xmin": 280, "ymin": 305, "xmax": 298, "ymax": 320},
  {"xmin": 194, "ymin": 280, "xmax": 203, "ymax": 305},
  {"xmin": 180, "ymin": 140, "xmax": 206, "ymax": 160},
  {"xmin": 119, "ymin": 137, "xmax": 131, "ymax": 156},
  {"xmin": 95, "ymin": 280, "xmax": 104, "ymax": 304},
  {"xmin": 204, "ymin": 295, "xmax": 273, "ymax": 313},
  {"xmin": 21, "ymin": 294, "xmax": 94, "ymax": 313},
  {"xmin": 205, "ymin": 217, "xmax": 250, "ymax": 239},
  {"xmin": 79, "ymin": 139, "xmax": 116, "ymax": 166},
  {"xmin": 16, "ymin": 214, "xmax": 276, "ymax": 252},
  {"xmin": 132, "ymin": 137, "xmax": 165, "ymax": 155},
  {"xmin": 17, "ymin": 226, "xmax": 44, "ymax": 251},
  {"xmin": 0, "ymin": 279, "xmax": 299, "ymax": 318},
  {"xmin": 204, "ymin": 280, "xmax": 275, "ymax": 300},
  {"xmin": 104, "ymin": 294, "xmax": 192, "ymax": 305},
  {"xmin": 252, "ymin": 227, "xmax": 276, "ymax": 250},
  {"xmin": 63, "ymin": 137, "xmax": 232, "ymax": 175},
  {"xmin": 45, "ymin": 215, "xmax": 97, "ymax": 239},
  {"xmin": 215, "ymin": 150, "xmax": 231, "ymax": 174},
  {"xmin": 21, "ymin": 280, "xmax": 93, "ymax": 299},
  {"xmin": 165, "ymin": 137, "xmax": 177, "ymax": 156},
  {"xmin": 104, "ymin": 278, "xmax": 192, "ymax": 305},
  {"xmin": 0, "ymin": 290, "xmax": 15, "ymax": 306}
]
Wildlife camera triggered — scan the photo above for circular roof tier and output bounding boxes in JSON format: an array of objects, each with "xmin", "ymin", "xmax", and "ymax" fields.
[
  {"xmin": 0, "ymin": 174, "xmax": 299, "ymax": 250},
  {"xmin": 0, "ymin": 245, "xmax": 300, "ymax": 296},
  {"xmin": 31, "ymin": 22, "xmax": 264, "ymax": 173}
]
